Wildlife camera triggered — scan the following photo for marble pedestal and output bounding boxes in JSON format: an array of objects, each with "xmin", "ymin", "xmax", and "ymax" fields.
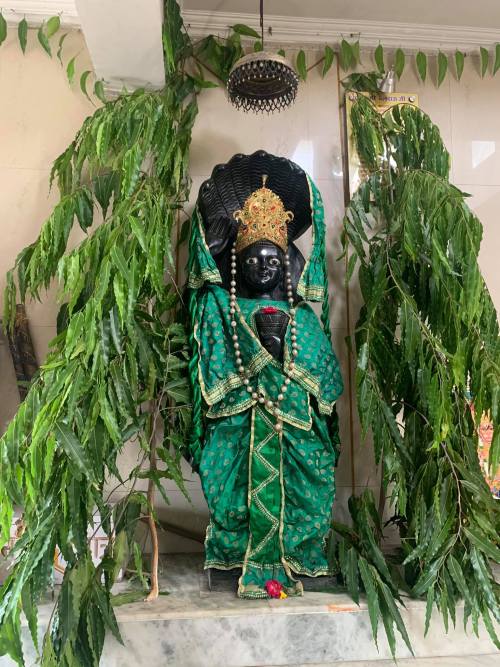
[{"xmin": 2, "ymin": 554, "xmax": 499, "ymax": 666}]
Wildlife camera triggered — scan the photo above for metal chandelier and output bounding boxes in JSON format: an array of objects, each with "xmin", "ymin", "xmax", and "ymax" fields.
[{"xmin": 226, "ymin": 1, "xmax": 299, "ymax": 114}]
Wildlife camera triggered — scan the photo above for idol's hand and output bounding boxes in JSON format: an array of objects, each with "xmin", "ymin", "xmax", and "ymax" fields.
[{"xmin": 205, "ymin": 217, "xmax": 237, "ymax": 256}]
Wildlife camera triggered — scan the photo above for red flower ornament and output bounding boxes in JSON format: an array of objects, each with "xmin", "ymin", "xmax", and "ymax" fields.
[
  {"xmin": 261, "ymin": 306, "xmax": 278, "ymax": 314},
  {"xmin": 265, "ymin": 579, "xmax": 287, "ymax": 599}
]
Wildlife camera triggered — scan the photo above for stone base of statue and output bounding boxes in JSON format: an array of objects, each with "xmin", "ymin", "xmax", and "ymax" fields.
[{"xmin": 6, "ymin": 554, "xmax": 498, "ymax": 667}]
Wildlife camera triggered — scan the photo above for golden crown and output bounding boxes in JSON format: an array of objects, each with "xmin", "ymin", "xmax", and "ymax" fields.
[{"xmin": 233, "ymin": 176, "xmax": 293, "ymax": 254}]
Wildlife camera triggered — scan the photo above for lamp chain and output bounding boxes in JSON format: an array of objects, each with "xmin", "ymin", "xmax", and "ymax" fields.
[{"xmin": 260, "ymin": 0, "xmax": 264, "ymax": 46}]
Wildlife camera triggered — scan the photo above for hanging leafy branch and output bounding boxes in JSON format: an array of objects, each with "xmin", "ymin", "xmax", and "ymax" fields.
[
  {"xmin": 331, "ymin": 91, "xmax": 500, "ymax": 657},
  {"xmin": 0, "ymin": 1, "xmax": 200, "ymax": 665}
]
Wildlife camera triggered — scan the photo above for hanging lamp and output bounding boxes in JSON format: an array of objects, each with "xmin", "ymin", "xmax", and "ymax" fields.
[{"xmin": 227, "ymin": 0, "xmax": 299, "ymax": 114}]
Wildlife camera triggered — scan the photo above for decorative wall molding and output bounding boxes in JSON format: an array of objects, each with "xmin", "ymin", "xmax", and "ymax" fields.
[
  {"xmin": 183, "ymin": 9, "xmax": 500, "ymax": 53},
  {"xmin": 3, "ymin": 1, "xmax": 80, "ymax": 27}
]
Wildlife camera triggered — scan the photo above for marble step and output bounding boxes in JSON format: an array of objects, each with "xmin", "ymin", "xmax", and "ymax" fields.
[
  {"xmin": 273, "ymin": 658, "xmax": 500, "ymax": 667},
  {"xmin": 2, "ymin": 554, "xmax": 499, "ymax": 667}
]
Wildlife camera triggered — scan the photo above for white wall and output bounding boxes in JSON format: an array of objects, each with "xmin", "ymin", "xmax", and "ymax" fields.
[{"xmin": 0, "ymin": 30, "xmax": 94, "ymax": 429}]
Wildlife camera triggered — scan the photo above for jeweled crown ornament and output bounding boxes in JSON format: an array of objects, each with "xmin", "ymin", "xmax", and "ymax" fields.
[
  {"xmin": 233, "ymin": 175, "xmax": 294, "ymax": 253},
  {"xmin": 227, "ymin": 1, "xmax": 299, "ymax": 114}
]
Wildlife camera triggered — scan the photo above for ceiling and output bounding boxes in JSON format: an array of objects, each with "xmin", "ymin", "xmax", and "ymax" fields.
[{"xmin": 183, "ymin": 0, "xmax": 500, "ymax": 29}]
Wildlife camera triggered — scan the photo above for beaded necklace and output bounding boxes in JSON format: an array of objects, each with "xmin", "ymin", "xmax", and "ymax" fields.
[{"xmin": 229, "ymin": 242, "xmax": 298, "ymax": 432}]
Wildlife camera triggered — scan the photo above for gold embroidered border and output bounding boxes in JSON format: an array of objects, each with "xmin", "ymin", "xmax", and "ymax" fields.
[
  {"xmin": 187, "ymin": 210, "xmax": 222, "ymax": 289},
  {"xmin": 297, "ymin": 175, "xmax": 325, "ymax": 303}
]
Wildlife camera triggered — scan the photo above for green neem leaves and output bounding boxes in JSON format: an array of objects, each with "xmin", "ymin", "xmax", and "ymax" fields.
[
  {"xmin": 339, "ymin": 92, "xmax": 500, "ymax": 658},
  {"xmin": 0, "ymin": 6, "xmax": 197, "ymax": 665}
]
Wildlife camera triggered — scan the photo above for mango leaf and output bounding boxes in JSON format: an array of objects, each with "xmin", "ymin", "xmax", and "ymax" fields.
[
  {"xmin": 0, "ymin": 12, "xmax": 6, "ymax": 47},
  {"xmin": 296, "ymin": 50, "xmax": 307, "ymax": 81},
  {"xmin": 80, "ymin": 70, "xmax": 92, "ymax": 101},
  {"xmin": 455, "ymin": 51, "xmax": 465, "ymax": 80},
  {"xmin": 231, "ymin": 23, "xmax": 260, "ymax": 39},
  {"xmin": 18, "ymin": 18, "xmax": 28, "ymax": 54},
  {"xmin": 374, "ymin": 44, "xmax": 384, "ymax": 74},
  {"xmin": 46, "ymin": 15, "xmax": 60, "ymax": 38},
  {"xmin": 37, "ymin": 24, "xmax": 52, "ymax": 57},
  {"xmin": 480, "ymin": 47, "xmax": 489, "ymax": 77},
  {"xmin": 437, "ymin": 51, "xmax": 448, "ymax": 87},
  {"xmin": 322, "ymin": 45, "xmax": 335, "ymax": 78},
  {"xmin": 394, "ymin": 48, "xmax": 405, "ymax": 79},
  {"xmin": 94, "ymin": 80, "xmax": 107, "ymax": 104},
  {"xmin": 351, "ymin": 40, "xmax": 360, "ymax": 65},
  {"xmin": 66, "ymin": 55, "xmax": 77, "ymax": 85},
  {"xmin": 416, "ymin": 51, "xmax": 427, "ymax": 82},
  {"xmin": 56, "ymin": 32, "xmax": 68, "ymax": 64},
  {"xmin": 340, "ymin": 39, "xmax": 353, "ymax": 71},
  {"xmin": 493, "ymin": 44, "xmax": 500, "ymax": 75},
  {"xmin": 253, "ymin": 40, "xmax": 263, "ymax": 52}
]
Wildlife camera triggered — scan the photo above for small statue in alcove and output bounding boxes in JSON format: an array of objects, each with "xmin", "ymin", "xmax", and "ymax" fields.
[{"xmin": 187, "ymin": 151, "xmax": 343, "ymax": 598}]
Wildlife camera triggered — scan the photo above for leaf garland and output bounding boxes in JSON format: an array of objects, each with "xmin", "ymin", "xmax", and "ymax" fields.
[
  {"xmin": 0, "ymin": 1, "xmax": 197, "ymax": 664},
  {"xmin": 335, "ymin": 91, "xmax": 500, "ymax": 658},
  {"xmin": 3, "ymin": 13, "xmax": 500, "ymax": 92}
]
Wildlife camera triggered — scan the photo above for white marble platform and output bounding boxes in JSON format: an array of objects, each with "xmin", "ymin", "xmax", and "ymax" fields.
[{"xmin": 1, "ymin": 554, "xmax": 498, "ymax": 666}]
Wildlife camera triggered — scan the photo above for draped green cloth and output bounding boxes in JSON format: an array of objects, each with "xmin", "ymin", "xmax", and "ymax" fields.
[{"xmin": 188, "ymin": 176, "xmax": 344, "ymax": 598}]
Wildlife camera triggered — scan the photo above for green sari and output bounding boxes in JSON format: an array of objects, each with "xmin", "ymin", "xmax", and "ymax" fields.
[{"xmin": 188, "ymin": 177, "xmax": 344, "ymax": 598}]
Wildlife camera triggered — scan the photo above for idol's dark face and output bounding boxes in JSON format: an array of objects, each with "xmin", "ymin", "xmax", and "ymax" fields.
[{"xmin": 239, "ymin": 242, "xmax": 284, "ymax": 293}]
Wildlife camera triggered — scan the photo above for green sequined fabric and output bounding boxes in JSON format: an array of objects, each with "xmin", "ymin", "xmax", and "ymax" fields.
[{"xmin": 193, "ymin": 286, "xmax": 343, "ymax": 597}]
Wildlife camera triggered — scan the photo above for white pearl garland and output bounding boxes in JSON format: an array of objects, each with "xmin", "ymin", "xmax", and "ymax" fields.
[{"xmin": 229, "ymin": 242, "xmax": 298, "ymax": 433}]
